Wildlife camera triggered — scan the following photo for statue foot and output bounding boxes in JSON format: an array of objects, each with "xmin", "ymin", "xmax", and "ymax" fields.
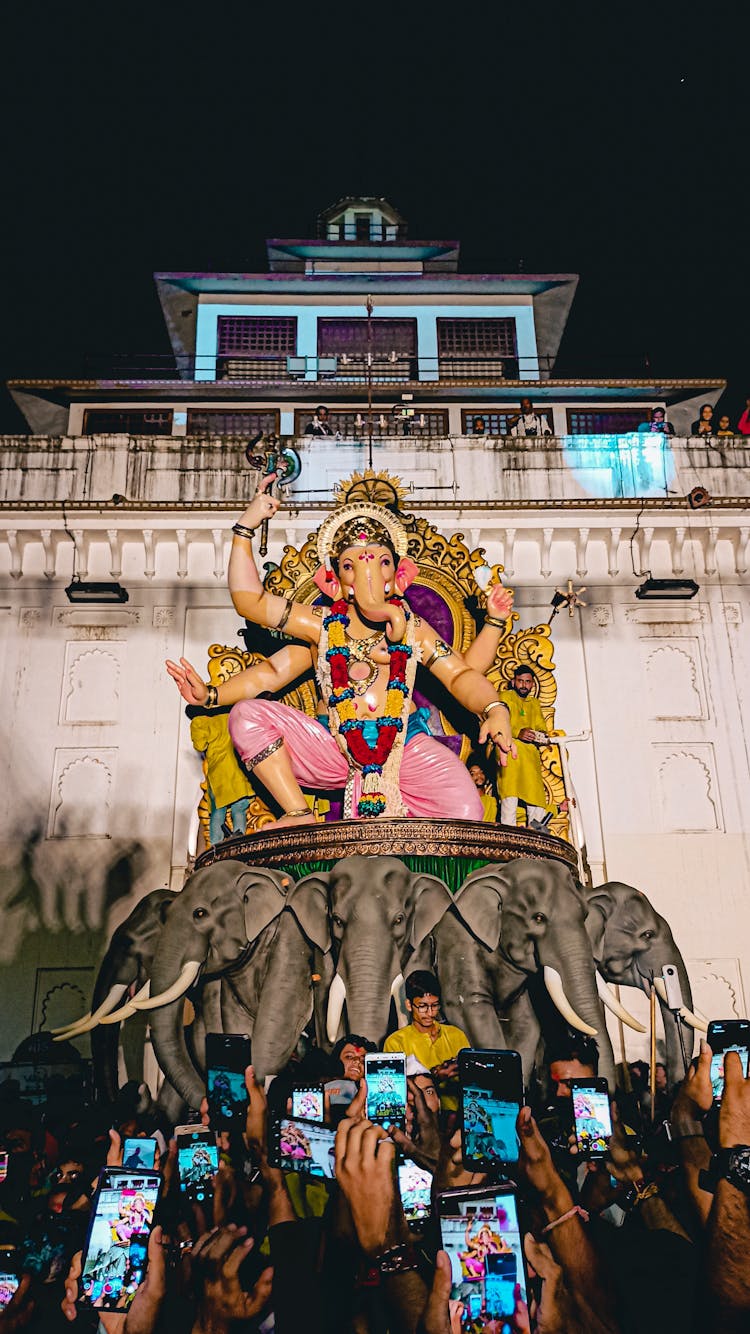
[{"xmin": 268, "ymin": 811, "xmax": 317, "ymax": 830}]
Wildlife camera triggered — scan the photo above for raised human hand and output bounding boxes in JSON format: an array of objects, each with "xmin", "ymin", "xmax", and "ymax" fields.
[
  {"xmin": 390, "ymin": 1078, "xmax": 441, "ymax": 1173},
  {"xmin": 237, "ymin": 471, "xmax": 280, "ymax": 531},
  {"xmin": 433, "ymin": 1126, "xmax": 487, "ymax": 1196},
  {"xmin": 334, "ymin": 1116, "xmax": 403, "ymax": 1257},
  {"xmin": 524, "ymin": 1234, "xmax": 572, "ymax": 1334},
  {"xmin": 165, "ymin": 657, "xmax": 209, "ymax": 707},
  {"xmin": 719, "ymin": 1048, "xmax": 750, "ymax": 1148},
  {"xmin": 123, "ymin": 1225, "xmax": 167, "ymax": 1334},
  {"xmin": 191, "ymin": 1225, "xmax": 273, "ymax": 1327},
  {"xmin": 516, "ymin": 1107, "xmax": 569, "ymax": 1209},
  {"xmin": 486, "ymin": 583, "xmax": 514, "ymax": 621},
  {"xmin": 420, "ymin": 1250, "xmax": 464, "ymax": 1334},
  {"xmin": 672, "ymin": 1038, "xmax": 713, "ymax": 1126}
]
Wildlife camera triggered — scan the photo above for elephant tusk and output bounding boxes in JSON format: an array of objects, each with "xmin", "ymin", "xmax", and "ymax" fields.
[
  {"xmin": 326, "ymin": 973, "xmax": 347, "ymax": 1045},
  {"xmin": 52, "ymin": 984, "xmax": 129, "ymax": 1040},
  {"xmin": 543, "ymin": 966, "xmax": 598, "ymax": 1037},
  {"xmin": 390, "ymin": 973, "xmax": 408, "ymax": 1029},
  {"xmin": 132, "ymin": 962, "xmax": 202, "ymax": 1011},
  {"xmin": 100, "ymin": 982, "xmax": 151, "ymax": 1025},
  {"xmin": 596, "ymin": 972, "xmax": 647, "ymax": 1033},
  {"xmin": 52, "ymin": 1013, "xmax": 90, "ymax": 1036},
  {"xmin": 653, "ymin": 977, "xmax": 668, "ymax": 1004},
  {"xmin": 678, "ymin": 1008, "xmax": 708, "ymax": 1033}
]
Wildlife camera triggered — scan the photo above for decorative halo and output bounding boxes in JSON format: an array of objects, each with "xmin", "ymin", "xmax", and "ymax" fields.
[{"xmin": 316, "ymin": 501, "xmax": 409, "ymax": 565}]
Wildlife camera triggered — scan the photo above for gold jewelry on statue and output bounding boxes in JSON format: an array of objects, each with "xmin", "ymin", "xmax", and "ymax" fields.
[
  {"xmin": 422, "ymin": 638, "xmax": 453, "ymax": 670},
  {"xmin": 345, "ymin": 627, "xmax": 384, "ymax": 695},
  {"xmin": 284, "ymin": 808, "xmax": 312, "ymax": 819},
  {"xmin": 205, "ymin": 684, "xmax": 219, "ymax": 708},
  {"xmin": 316, "ymin": 501, "xmax": 408, "ymax": 566},
  {"xmin": 482, "ymin": 700, "xmax": 509, "ymax": 719},
  {"xmin": 276, "ymin": 601, "xmax": 293, "ymax": 632},
  {"xmin": 484, "ymin": 616, "xmax": 507, "ymax": 628},
  {"xmin": 232, "ymin": 522, "xmax": 255, "ymax": 541}
]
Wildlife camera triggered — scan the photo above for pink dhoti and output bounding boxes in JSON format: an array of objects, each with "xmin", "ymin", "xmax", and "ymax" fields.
[{"xmin": 228, "ymin": 699, "xmax": 483, "ymax": 821}]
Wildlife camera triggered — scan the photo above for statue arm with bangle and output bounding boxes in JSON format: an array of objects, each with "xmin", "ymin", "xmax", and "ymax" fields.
[
  {"xmin": 228, "ymin": 475, "xmax": 323, "ymax": 646},
  {"xmin": 416, "ymin": 621, "xmax": 516, "ymax": 765},
  {"xmin": 166, "ymin": 644, "xmax": 316, "ymax": 710}
]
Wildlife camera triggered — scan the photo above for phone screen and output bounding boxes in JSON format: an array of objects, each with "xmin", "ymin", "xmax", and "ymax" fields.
[
  {"xmin": 122, "ymin": 1139, "xmax": 157, "ymax": 1171},
  {"xmin": 0, "ymin": 1275, "xmax": 19, "ymax": 1310},
  {"xmin": 708, "ymin": 1021, "xmax": 750, "ymax": 1102},
  {"xmin": 273, "ymin": 1117, "xmax": 337, "ymax": 1178},
  {"xmin": 0, "ymin": 1152, "xmax": 8, "ymax": 1184},
  {"xmin": 177, "ymin": 1130, "xmax": 219, "ymax": 1200},
  {"xmin": 439, "ymin": 1187, "xmax": 528, "ymax": 1323},
  {"xmin": 205, "ymin": 1033, "xmax": 251, "ymax": 1127},
  {"xmin": 365, "ymin": 1054, "xmax": 407, "ymax": 1127},
  {"xmin": 291, "ymin": 1088, "xmax": 324, "ymax": 1123},
  {"xmin": 398, "ymin": 1159, "xmax": 433, "ymax": 1226},
  {"xmin": 459, "ymin": 1050, "xmax": 522, "ymax": 1168},
  {"xmin": 570, "ymin": 1081, "xmax": 613, "ymax": 1156},
  {"xmin": 79, "ymin": 1171, "xmax": 160, "ymax": 1311}
]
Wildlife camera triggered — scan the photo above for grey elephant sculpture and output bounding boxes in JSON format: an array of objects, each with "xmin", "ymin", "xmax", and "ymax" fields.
[
  {"xmin": 301, "ymin": 855, "xmax": 455, "ymax": 1049},
  {"xmin": 128, "ymin": 860, "xmax": 332, "ymax": 1108},
  {"xmin": 410, "ymin": 859, "xmax": 643, "ymax": 1088},
  {"xmin": 53, "ymin": 888, "xmax": 177, "ymax": 1103},
  {"xmin": 586, "ymin": 881, "xmax": 705, "ymax": 1081}
]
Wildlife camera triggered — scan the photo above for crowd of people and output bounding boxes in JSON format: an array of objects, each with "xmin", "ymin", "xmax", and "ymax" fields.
[{"xmin": 1, "ymin": 965, "xmax": 750, "ymax": 1332}]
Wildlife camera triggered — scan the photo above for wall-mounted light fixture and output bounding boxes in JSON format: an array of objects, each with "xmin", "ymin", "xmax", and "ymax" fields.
[
  {"xmin": 65, "ymin": 579, "xmax": 129, "ymax": 604},
  {"xmin": 634, "ymin": 578, "xmax": 699, "ymax": 600}
]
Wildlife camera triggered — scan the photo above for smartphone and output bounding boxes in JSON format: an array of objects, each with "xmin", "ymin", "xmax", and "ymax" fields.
[
  {"xmin": 662, "ymin": 964, "xmax": 684, "ymax": 1011},
  {"xmin": 459, "ymin": 1049, "xmax": 523, "ymax": 1170},
  {"xmin": 78, "ymin": 1169, "xmax": 160, "ymax": 1312},
  {"xmin": 0, "ymin": 1152, "xmax": 8, "ymax": 1184},
  {"xmin": 291, "ymin": 1086, "xmax": 324, "ymax": 1123},
  {"xmin": 364, "ymin": 1053, "xmax": 407, "ymax": 1128},
  {"xmin": 270, "ymin": 1116, "xmax": 337, "ymax": 1179},
  {"xmin": 205, "ymin": 1033, "xmax": 251, "ymax": 1128},
  {"xmin": 397, "ymin": 1159, "xmax": 434, "ymax": 1228},
  {"xmin": 569, "ymin": 1078, "xmax": 613, "ymax": 1157},
  {"xmin": 122, "ymin": 1138, "xmax": 157, "ymax": 1171},
  {"xmin": 438, "ymin": 1185, "xmax": 529, "ymax": 1323},
  {"xmin": 0, "ymin": 1251, "xmax": 17, "ymax": 1312},
  {"xmin": 707, "ymin": 1019, "xmax": 750, "ymax": 1102},
  {"xmin": 176, "ymin": 1127, "xmax": 219, "ymax": 1202}
]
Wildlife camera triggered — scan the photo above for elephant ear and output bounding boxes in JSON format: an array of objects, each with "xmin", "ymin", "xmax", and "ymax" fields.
[
  {"xmin": 239, "ymin": 868, "xmax": 288, "ymax": 942},
  {"xmin": 410, "ymin": 875, "xmax": 454, "ymax": 950},
  {"xmin": 287, "ymin": 873, "xmax": 331, "ymax": 952},
  {"xmin": 453, "ymin": 866, "xmax": 508, "ymax": 951}
]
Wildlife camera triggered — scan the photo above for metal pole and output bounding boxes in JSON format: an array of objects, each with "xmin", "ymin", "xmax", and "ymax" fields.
[
  {"xmin": 366, "ymin": 294, "xmax": 374, "ymax": 470},
  {"xmin": 649, "ymin": 979, "xmax": 657, "ymax": 1124}
]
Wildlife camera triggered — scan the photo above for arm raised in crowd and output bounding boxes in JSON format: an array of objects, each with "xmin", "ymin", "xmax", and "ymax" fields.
[
  {"xmin": 670, "ymin": 1038, "xmax": 714, "ymax": 1228},
  {"xmin": 706, "ymin": 1049, "xmax": 750, "ymax": 1327}
]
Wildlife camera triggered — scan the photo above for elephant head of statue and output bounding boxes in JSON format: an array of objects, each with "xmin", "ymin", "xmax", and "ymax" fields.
[
  {"xmin": 298, "ymin": 855, "xmax": 453, "ymax": 1048},
  {"xmin": 129, "ymin": 860, "xmax": 331, "ymax": 1107},
  {"xmin": 586, "ymin": 881, "xmax": 705, "ymax": 1069}
]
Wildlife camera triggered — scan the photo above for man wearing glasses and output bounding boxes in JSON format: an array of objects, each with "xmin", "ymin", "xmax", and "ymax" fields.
[{"xmin": 383, "ymin": 971, "xmax": 469, "ymax": 1108}]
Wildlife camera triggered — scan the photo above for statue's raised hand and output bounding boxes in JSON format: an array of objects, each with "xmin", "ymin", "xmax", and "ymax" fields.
[
  {"xmin": 486, "ymin": 583, "xmax": 514, "ymax": 621},
  {"xmin": 166, "ymin": 657, "xmax": 209, "ymax": 706},
  {"xmin": 237, "ymin": 471, "xmax": 280, "ymax": 531}
]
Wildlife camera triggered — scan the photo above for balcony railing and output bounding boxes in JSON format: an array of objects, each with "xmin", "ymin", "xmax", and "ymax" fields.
[
  {"xmin": 215, "ymin": 353, "xmax": 530, "ymax": 384},
  {"xmin": 318, "ymin": 222, "xmax": 408, "ymax": 242}
]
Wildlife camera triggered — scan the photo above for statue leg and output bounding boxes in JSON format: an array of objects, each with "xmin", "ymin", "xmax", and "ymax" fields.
[
  {"xmin": 399, "ymin": 735, "xmax": 483, "ymax": 820},
  {"xmin": 229, "ymin": 699, "xmax": 349, "ymax": 827}
]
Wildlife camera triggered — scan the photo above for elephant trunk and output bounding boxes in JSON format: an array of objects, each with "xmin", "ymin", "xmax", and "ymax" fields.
[
  {"xmin": 146, "ymin": 934, "xmax": 208, "ymax": 1109},
  {"xmin": 540, "ymin": 938, "xmax": 617, "ymax": 1088},
  {"xmin": 329, "ymin": 949, "xmax": 400, "ymax": 1047}
]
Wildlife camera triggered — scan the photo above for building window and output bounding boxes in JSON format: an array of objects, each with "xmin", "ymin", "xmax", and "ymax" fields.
[
  {"xmin": 82, "ymin": 410, "xmax": 174, "ymax": 435},
  {"xmin": 217, "ymin": 317, "xmax": 297, "ymax": 356},
  {"xmin": 437, "ymin": 319, "xmax": 518, "ymax": 380},
  {"xmin": 461, "ymin": 410, "xmax": 522, "ymax": 436},
  {"xmin": 317, "ymin": 319, "xmax": 418, "ymax": 381},
  {"xmin": 186, "ymin": 410, "xmax": 280, "ymax": 436},
  {"xmin": 293, "ymin": 408, "xmax": 448, "ymax": 438},
  {"xmin": 566, "ymin": 410, "xmax": 646, "ymax": 434}
]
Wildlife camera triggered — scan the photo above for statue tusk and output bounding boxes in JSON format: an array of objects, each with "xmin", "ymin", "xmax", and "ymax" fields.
[
  {"xmin": 653, "ymin": 977, "xmax": 668, "ymax": 1004},
  {"xmin": 543, "ymin": 966, "xmax": 598, "ymax": 1037},
  {"xmin": 132, "ymin": 961, "xmax": 202, "ymax": 1011},
  {"xmin": 326, "ymin": 973, "xmax": 347, "ymax": 1045},
  {"xmin": 51, "ymin": 984, "xmax": 129, "ymax": 1040},
  {"xmin": 100, "ymin": 982, "xmax": 151, "ymax": 1025},
  {"xmin": 390, "ymin": 973, "xmax": 408, "ymax": 1029},
  {"xmin": 596, "ymin": 972, "xmax": 647, "ymax": 1033},
  {"xmin": 678, "ymin": 1008, "xmax": 708, "ymax": 1033}
]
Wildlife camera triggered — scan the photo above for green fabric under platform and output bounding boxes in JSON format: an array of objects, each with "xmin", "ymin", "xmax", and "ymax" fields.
[{"xmin": 280, "ymin": 855, "xmax": 489, "ymax": 893}]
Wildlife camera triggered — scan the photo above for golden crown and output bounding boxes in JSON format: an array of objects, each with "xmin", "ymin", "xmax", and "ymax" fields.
[{"xmin": 316, "ymin": 502, "xmax": 409, "ymax": 566}]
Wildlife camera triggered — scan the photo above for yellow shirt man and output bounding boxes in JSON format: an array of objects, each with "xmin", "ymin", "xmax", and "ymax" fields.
[
  {"xmin": 496, "ymin": 668, "xmax": 550, "ymax": 826},
  {"xmin": 383, "ymin": 973, "xmax": 469, "ymax": 1111},
  {"xmin": 383, "ymin": 1021, "xmax": 469, "ymax": 1069}
]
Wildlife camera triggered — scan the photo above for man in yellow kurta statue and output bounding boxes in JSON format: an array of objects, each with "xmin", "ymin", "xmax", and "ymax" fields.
[{"xmin": 496, "ymin": 666, "xmax": 550, "ymax": 829}]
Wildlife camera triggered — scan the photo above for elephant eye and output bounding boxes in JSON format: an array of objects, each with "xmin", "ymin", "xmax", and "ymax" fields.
[
  {"xmin": 193, "ymin": 907, "xmax": 208, "ymax": 921},
  {"xmin": 641, "ymin": 929, "xmax": 655, "ymax": 941},
  {"xmin": 393, "ymin": 913, "xmax": 405, "ymax": 927},
  {"xmin": 331, "ymin": 914, "xmax": 345, "ymax": 929},
  {"xmin": 532, "ymin": 912, "xmax": 546, "ymax": 924}
]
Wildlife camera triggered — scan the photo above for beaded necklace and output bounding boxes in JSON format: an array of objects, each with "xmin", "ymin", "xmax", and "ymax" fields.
[{"xmin": 323, "ymin": 597, "xmax": 414, "ymax": 817}]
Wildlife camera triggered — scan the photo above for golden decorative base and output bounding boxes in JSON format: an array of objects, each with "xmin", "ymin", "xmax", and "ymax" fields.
[{"xmin": 194, "ymin": 817, "xmax": 578, "ymax": 874}]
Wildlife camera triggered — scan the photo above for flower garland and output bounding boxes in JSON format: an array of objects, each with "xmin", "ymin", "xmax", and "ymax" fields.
[{"xmin": 324, "ymin": 597, "xmax": 413, "ymax": 817}]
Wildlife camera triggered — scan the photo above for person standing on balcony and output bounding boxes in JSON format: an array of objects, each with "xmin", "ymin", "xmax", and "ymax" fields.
[
  {"xmin": 638, "ymin": 406, "xmax": 675, "ymax": 435},
  {"xmin": 736, "ymin": 397, "xmax": 750, "ymax": 436},
  {"xmin": 510, "ymin": 398, "xmax": 552, "ymax": 437},
  {"xmin": 717, "ymin": 415, "xmax": 735, "ymax": 438},
  {"xmin": 691, "ymin": 404, "xmax": 715, "ymax": 436},
  {"xmin": 306, "ymin": 405, "xmax": 335, "ymax": 436}
]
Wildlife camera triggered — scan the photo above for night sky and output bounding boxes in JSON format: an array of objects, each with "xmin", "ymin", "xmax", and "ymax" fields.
[{"xmin": 1, "ymin": 3, "xmax": 747, "ymax": 432}]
